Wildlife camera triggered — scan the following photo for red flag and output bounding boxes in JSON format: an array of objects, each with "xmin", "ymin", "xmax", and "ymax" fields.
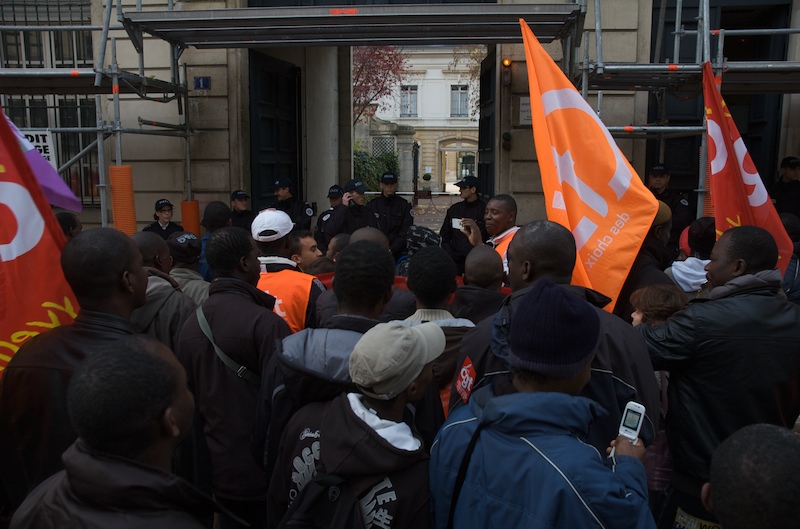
[
  {"xmin": 520, "ymin": 20, "xmax": 658, "ymax": 310},
  {"xmin": 702, "ymin": 62, "xmax": 793, "ymax": 273},
  {"xmin": 0, "ymin": 108, "xmax": 79, "ymax": 378}
]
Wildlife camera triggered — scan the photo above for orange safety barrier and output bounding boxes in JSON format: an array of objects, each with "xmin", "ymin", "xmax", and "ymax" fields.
[
  {"xmin": 108, "ymin": 165, "xmax": 137, "ymax": 235},
  {"xmin": 181, "ymin": 200, "xmax": 201, "ymax": 237}
]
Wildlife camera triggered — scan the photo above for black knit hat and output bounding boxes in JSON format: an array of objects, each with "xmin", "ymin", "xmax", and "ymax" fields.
[{"xmin": 508, "ymin": 279, "xmax": 600, "ymax": 377}]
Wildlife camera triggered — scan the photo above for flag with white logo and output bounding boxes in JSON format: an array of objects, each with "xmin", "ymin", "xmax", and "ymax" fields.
[
  {"xmin": 0, "ymin": 108, "xmax": 79, "ymax": 378},
  {"xmin": 702, "ymin": 62, "xmax": 792, "ymax": 274},
  {"xmin": 520, "ymin": 20, "xmax": 658, "ymax": 310}
]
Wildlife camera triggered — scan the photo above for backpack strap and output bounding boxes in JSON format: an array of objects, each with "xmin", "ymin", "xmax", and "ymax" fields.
[
  {"xmin": 195, "ymin": 306, "xmax": 261, "ymax": 385},
  {"xmin": 446, "ymin": 422, "xmax": 483, "ymax": 529}
]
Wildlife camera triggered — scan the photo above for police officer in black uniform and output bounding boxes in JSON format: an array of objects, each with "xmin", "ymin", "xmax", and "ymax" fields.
[
  {"xmin": 315, "ymin": 184, "xmax": 345, "ymax": 255},
  {"xmin": 368, "ymin": 172, "xmax": 414, "ymax": 261},
  {"xmin": 440, "ymin": 175, "xmax": 488, "ymax": 275},
  {"xmin": 322, "ymin": 179, "xmax": 379, "ymax": 242},
  {"xmin": 647, "ymin": 165, "xmax": 693, "ymax": 257},
  {"xmin": 273, "ymin": 177, "xmax": 313, "ymax": 230}
]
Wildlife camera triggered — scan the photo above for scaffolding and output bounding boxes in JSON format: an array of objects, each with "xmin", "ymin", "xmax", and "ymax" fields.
[
  {"xmin": 0, "ymin": 0, "xmax": 190, "ymax": 227},
  {"xmin": 577, "ymin": 0, "xmax": 800, "ymax": 213}
]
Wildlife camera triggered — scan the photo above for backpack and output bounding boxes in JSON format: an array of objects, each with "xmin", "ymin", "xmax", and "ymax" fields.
[{"xmin": 276, "ymin": 472, "xmax": 366, "ymax": 529}]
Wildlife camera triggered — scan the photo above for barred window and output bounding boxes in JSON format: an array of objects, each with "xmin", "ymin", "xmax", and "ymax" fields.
[{"xmin": 372, "ymin": 136, "xmax": 396, "ymax": 157}]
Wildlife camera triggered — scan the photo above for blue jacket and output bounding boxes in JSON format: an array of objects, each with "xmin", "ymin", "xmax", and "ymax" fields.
[{"xmin": 430, "ymin": 387, "xmax": 655, "ymax": 529}]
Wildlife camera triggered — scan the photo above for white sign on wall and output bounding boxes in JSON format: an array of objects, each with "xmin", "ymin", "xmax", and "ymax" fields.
[
  {"xmin": 519, "ymin": 97, "xmax": 532, "ymax": 125},
  {"xmin": 21, "ymin": 130, "xmax": 58, "ymax": 169}
]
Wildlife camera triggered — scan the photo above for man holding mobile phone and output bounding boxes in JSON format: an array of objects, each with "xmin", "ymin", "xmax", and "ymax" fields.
[
  {"xmin": 440, "ymin": 176, "xmax": 487, "ymax": 275},
  {"xmin": 430, "ymin": 280, "xmax": 655, "ymax": 529}
]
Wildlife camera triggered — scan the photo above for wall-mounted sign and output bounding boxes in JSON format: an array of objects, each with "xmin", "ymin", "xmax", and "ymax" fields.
[
  {"xmin": 519, "ymin": 97, "xmax": 532, "ymax": 126},
  {"xmin": 21, "ymin": 130, "xmax": 57, "ymax": 169}
]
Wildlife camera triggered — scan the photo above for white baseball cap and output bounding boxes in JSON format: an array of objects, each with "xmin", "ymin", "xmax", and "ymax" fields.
[{"xmin": 251, "ymin": 208, "xmax": 294, "ymax": 242}]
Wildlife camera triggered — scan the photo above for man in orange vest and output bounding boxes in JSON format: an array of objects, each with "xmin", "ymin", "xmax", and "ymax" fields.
[
  {"xmin": 252, "ymin": 209, "xmax": 326, "ymax": 333},
  {"xmin": 461, "ymin": 194, "xmax": 519, "ymax": 275}
]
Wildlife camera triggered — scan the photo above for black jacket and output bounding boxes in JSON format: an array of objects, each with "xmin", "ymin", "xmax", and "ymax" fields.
[
  {"xmin": 367, "ymin": 194, "xmax": 414, "ymax": 259},
  {"xmin": 11, "ymin": 440, "xmax": 218, "ymax": 529},
  {"xmin": 440, "ymin": 199, "xmax": 487, "ymax": 274},
  {"xmin": 639, "ymin": 270, "xmax": 800, "ymax": 492},
  {"xmin": 652, "ymin": 188, "xmax": 693, "ymax": 254},
  {"xmin": 254, "ymin": 315, "xmax": 380, "ymax": 483},
  {"xmin": 176, "ymin": 278, "xmax": 291, "ymax": 500},
  {"xmin": 314, "ymin": 204, "xmax": 345, "ymax": 255},
  {"xmin": 448, "ymin": 285, "xmax": 508, "ymax": 325},
  {"xmin": 276, "ymin": 197, "xmax": 313, "ymax": 231},
  {"xmin": 613, "ymin": 238, "xmax": 675, "ymax": 322},
  {"xmin": 0, "ymin": 310, "xmax": 137, "ymax": 510},
  {"xmin": 315, "ymin": 287, "xmax": 416, "ymax": 327},
  {"xmin": 323, "ymin": 203, "xmax": 379, "ymax": 238},
  {"xmin": 231, "ymin": 209, "xmax": 256, "ymax": 231},
  {"xmin": 143, "ymin": 221, "xmax": 184, "ymax": 240},
  {"xmin": 267, "ymin": 393, "xmax": 430, "ymax": 529},
  {"xmin": 449, "ymin": 283, "xmax": 659, "ymax": 454}
]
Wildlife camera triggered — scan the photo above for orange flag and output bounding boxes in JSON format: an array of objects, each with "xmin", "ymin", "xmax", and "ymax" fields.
[
  {"xmin": 702, "ymin": 62, "xmax": 793, "ymax": 274},
  {"xmin": 0, "ymin": 108, "xmax": 79, "ymax": 378},
  {"xmin": 520, "ymin": 20, "xmax": 658, "ymax": 310}
]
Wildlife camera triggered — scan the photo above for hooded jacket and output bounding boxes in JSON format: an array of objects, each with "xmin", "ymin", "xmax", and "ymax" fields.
[
  {"xmin": 11, "ymin": 440, "xmax": 217, "ymax": 529},
  {"xmin": 267, "ymin": 393, "xmax": 430, "ymax": 529},
  {"xmin": 430, "ymin": 387, "xmax": 655, "ymax": 529},
  {"xmin": 254, "ymin": 314, "xmax": 380, "ymax": 483},
  {"xmin": 0, "ymin": 310, "xmax": 137, "ymax": 510},
  {"xmin": 170, "ymin": 267, "xmax": 211, "ymax": 307},
  {"xmin": 130, "ymin": 268, "xmax": 196, "ymax": 351},
  {"xmin": 177, "ymin": 278, "xmax": 291, "ymax": 500},
  {"xmin": 664, "ymin": 257, "xmax": 711, "ymax": 300},
  {"xmin": 639, "ymin": 270, "xmax": 800, "ymax": 492},
  {"xmin": 450, "ymin": 283, "xmax": 659, "ymax": 453},
  {"xmin": 440, "ymin": 198, "xmax": 488, "ymax": 275},
  {"xmin": 448, "ymin": 285, "xmax": 508, "ymax": 324}
]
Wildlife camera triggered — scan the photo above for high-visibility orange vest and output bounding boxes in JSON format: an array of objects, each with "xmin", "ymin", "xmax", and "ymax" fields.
[
  {"xmin": 491, "ymin": 228, "xmax": 518, "ymax": 268},
  {"xmin": 257, "ymin": 269, "xmax": 314, "ymax": 333}
]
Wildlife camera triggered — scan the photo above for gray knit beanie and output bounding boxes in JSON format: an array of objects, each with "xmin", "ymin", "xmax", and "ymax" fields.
[{"xmin": 508, "ymin": 279, "xmax": 600, "ymax": 377}]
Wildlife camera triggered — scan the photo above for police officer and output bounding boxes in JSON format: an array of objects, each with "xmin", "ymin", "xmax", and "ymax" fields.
[
  {"xmin": 230, "ymin": 189, "xmax": 256, "ymax": 231},
  {"xmin": 273, "ymin": 177, "xmax": 313, "ymax": 230},
  {"xmin": 322, "ymin": 179, "xmax": 379, "ymax": 242},
  {"xmin": 315, "ymin": 184, "xmax": 345, "ymax": 255},
  {"xmin": 440, "ymin": 176, "xmax": 487, "ymax": 275},
  {"xmin": 368, "ymin": 172, "xmax": 414, "ymax": 260},
  {"xmin": 647, "ymin": 165, "xmax": 693, "ymax": 257}
]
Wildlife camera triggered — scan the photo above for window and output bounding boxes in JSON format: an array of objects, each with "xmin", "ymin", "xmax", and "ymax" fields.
[
  {"xmin": 451, "ymin": 85, "xmax": 469, "ymax": 118},
  {"xmin": 0, "ymin": 1, "xmax": 99, "ymax": 205},
  {"xmin": 400, "ymin": 85, "xmax": 417, "ymax": 117}
]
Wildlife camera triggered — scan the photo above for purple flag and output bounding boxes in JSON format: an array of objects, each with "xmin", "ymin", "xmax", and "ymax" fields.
[{"xmin": 2, "ymin": 113, "xmax": 82, "ymax": 212}]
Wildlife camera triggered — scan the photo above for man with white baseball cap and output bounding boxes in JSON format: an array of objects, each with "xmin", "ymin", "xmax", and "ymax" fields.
[
  {"xmin": 252, "ymin": 209, "xmax": 325, "ymax": 332},
  {"xmin": 267, "ymin": 322, "xmax": 445, "ymax": 529}
]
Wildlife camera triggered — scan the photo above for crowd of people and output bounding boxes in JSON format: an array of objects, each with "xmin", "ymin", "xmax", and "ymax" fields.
[{"xmin": 1, "ymin": 169, "xmax": 799, "ymax": 529}]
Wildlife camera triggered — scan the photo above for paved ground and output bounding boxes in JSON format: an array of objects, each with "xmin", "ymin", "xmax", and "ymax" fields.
[{"xmin": 409, "ymin": 193, "xmax": 458, "ymax": 232}]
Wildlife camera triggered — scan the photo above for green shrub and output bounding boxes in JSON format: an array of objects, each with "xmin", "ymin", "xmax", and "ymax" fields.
[{"xmin": 353, "ymin": 149, "xmax": 400, "ymax": 191}]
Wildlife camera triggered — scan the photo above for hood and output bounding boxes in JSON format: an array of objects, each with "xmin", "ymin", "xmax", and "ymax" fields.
[
  {"xmin": 130, "ymin": 268, "xmax": 184, "ymax": 330},
  {"xmin": 710, "ymin": 269, "xmax": 784, "ymax": 299},
  {"xmin": 468, "ymin": 386, "xmax": 606, "ymax": 441},
  {"xmin": 641, "ymin": 238, "xmax": 676, "ymax": 271},
  {"xmin": 670, "ymin": 257, "xmax": 709, "ymax": 292},
  {"xmin": 449, "ymin": 285, "xmax": 507, "ymax": 320},
  {"xmin": 319, "ymin": 395, "xmax": 427, "ymax": 480},
  {"xmin": 63, "ymin": 440, "xmax": 214, "ymax": 517}
]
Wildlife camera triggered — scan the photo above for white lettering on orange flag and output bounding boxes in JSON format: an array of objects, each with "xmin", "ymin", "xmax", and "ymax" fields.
[
  {"xmin": 520, "ymin": 20, "xmax": 657, "ymax": 310},
  {"xmin": 702, "ymin": 62, "xmax": 793, "ymax": 273},
  {"xmin": 0, "ymin": 108, "xmax": 79, "ymax": 377}
]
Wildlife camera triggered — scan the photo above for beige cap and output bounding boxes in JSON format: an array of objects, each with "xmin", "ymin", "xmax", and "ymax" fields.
[{"xmin": 349, "ymin": 322, "xmax": 446, "ymax": 400}]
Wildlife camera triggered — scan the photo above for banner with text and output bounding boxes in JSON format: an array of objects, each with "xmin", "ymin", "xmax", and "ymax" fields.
[{"xmin": 520, "ymin": 20, "xmax": 658, "ymax": 310}]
